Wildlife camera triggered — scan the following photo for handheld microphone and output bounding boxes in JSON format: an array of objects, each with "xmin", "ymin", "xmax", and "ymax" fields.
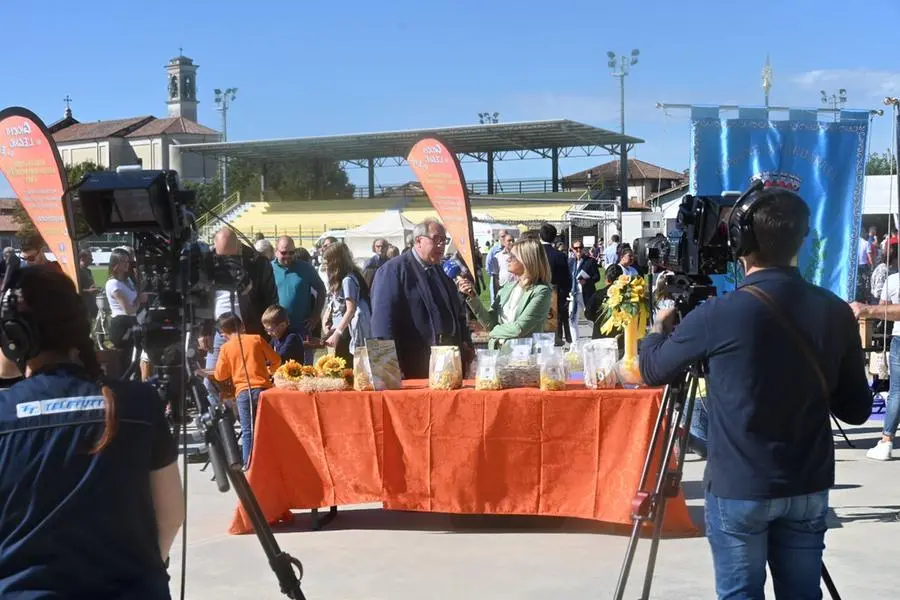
[{"xmin": 1, "ymin": 254, "xmax": 21, "ymax": 295}]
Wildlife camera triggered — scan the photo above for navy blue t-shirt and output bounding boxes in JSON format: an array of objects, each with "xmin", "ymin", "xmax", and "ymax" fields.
[
  {"xmin": 0, "ymin": 365, "xmax": 177, "ymax": 599},
  {"xmin": 271, "ymin": 329, "xmax": 305, "ymax": 364}
]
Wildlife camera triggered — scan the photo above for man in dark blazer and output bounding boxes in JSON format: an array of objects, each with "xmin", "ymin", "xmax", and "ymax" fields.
[
  {"xmin": 568, "ymin": 240, "xmax": 601, "ymax": 335},
  {"xmin": 539, "ymin": 223, "xmax": 573, "ymax": 344},
  {"xmin": 371, "ymin": 218, "xmax": 472, "ymax": 379}
]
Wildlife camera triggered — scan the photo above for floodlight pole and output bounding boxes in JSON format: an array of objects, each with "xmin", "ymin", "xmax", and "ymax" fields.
[
  {"xmin": 478, "ymin": 112, "xmax": 500, "ymax": 194},
  {"xmin": 608, "ymin": 49, "xmax": 639, "ymax": 231},
  {"xmin": 821, "ymin": 88, "xmax": 847, "ymax": 121},
  {"xmin": 215, "ymin": 87, "xmax": 238, "ymax": 199}
]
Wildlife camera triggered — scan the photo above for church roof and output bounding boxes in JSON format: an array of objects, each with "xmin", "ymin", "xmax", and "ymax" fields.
[
  {"xmin": 564, "ymin": 158, "xmax": 686, "ymax": 182},
  {"xmin": 52, "ymin": 115, "xmax": 218, "ymax": 143},
  {"xmin": 127, "ymin": 117, "xmax": 218, "ymax": 137},
  {"xmin": 53, "ymin": 116, "xmax": 155, "ymax": 143}
]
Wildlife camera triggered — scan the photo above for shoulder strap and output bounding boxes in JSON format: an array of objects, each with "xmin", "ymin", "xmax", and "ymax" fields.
[{"xmin": 741, "ymin": 285, "xmax": 830, "ymax": 399}]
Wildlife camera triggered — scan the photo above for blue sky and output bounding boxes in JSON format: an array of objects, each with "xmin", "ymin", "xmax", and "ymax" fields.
[{"xmin": 3, "ymin": 0, "xmax": 900, "ymax": 196}]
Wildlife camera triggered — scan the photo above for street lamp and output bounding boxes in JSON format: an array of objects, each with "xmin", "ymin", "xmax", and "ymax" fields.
[
  {"xmin": 214, "ymin": 87, "xmax": 238, "ymax": 198},
  {"xmin": 820, "ymin": 88, "xmax": 847, "ymax": 121},
  {"xmin": 608, "ymin": 49, "xmax": 639, "ymax": 226},
  {"xmin": 478, "ymin": 112, "xmax": 500, "ymax": 124}
]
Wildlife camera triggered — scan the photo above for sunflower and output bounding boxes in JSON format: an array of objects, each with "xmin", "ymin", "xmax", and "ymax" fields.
[
  {"xmin": 317, "ymin": 355, "xmax": 347, "ymax": 378},
  {"xmin": 300, "ymin": 366, "xmax": 317, "ymax": 378},
  {"xmin": 277, "ymin": 360, "xmax": 304, "ymax": 380},
  {"xmin": 315, "ymin": 354, "xmax": 331, "ymax": 372}
]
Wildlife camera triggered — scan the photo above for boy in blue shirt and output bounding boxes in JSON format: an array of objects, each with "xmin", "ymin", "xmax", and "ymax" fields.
[{"xmin": 262, "ymin": 305, "xmax": 306, "ymax": 364}]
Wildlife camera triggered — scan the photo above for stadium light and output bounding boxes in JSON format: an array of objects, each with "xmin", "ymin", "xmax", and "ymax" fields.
[
  {"xmin": 821, "ymin": 88, "xmax": 847, "ymax": 121},
  {"xmin": 608, "ymin": 48, "xmax": 640, "ymax": 134},
  {"xmin": 214, "ymin": 87, "xmax": 238, "ymax": 198}
]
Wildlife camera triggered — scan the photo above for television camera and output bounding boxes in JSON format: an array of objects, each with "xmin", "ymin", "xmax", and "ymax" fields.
[
  {"xmin": 67, "ymin": 168, "xmax": 308, "ymax": 600},
  {"xmin": 632, "ymin": 183, "xmax": 761, "ymax": 318}
]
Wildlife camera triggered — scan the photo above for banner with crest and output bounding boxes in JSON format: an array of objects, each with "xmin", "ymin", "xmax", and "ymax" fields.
[{"xmin": 690, "ymin": 106, "xmax": 869, "ymax": 300}]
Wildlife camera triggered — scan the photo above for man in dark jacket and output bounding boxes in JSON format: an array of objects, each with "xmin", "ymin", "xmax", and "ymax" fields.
[
  {"xmin": 539, "ymin": 223, "xmax": 573, "ymax": 344},
  {"xmin": 371, "ymin": 218, "xmax": 471, "ymax": 379},
  {"xmin": 568, "ymin": 241, "xmax": 601, "ymax": 335},
  {"xmin": 639, "ymin": 188, "xmax": 872, "ymax": 599},
  {"xmin": 203, "ymin": 228, "xmax": 279, "ymax": 405}
]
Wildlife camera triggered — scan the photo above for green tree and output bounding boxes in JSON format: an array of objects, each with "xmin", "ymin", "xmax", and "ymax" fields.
[
  {"xmin": 184, "ymin": 178, "xmax": 223, "ymax": 209},
  {"xmin": 12, "ymin": 160, "xmax": 104, "ymax": 240},
  {"xmin": 226, "ymin": 157, "xmax": 355, "ymax": 201},
  {"xmin": 866, "ymin": 151, "xmax": 897, "ymax": 175}
]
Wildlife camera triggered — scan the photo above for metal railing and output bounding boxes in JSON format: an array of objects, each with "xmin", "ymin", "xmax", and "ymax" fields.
[
  {"xmin": 195, "ymin": 192, "xmax": 242, "ymax": 231},
  {"xmin": 350, "ymin": 177, "xmax": 619, "ymax": 198}
]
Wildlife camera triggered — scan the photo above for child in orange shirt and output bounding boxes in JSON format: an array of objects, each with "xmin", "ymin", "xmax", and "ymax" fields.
[{"xmin": 213, "ymin": 312, "xmax": 281, "ymax": 468}]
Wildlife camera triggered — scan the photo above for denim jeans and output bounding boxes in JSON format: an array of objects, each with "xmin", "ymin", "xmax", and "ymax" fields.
[
  {"xmin": 883, "ymin": 336, "xmax": 900, "ymax": 438},
  {"xmin": 705, "ymin": 490, "xmax": 829, "ymax": 600},
  {"xmin": 204, "ymin": 332, "xmax": 226, "ymax": 407},
  {"xmin": 236, "ymin": 388, "xmax": 262, "ymax": 467}
]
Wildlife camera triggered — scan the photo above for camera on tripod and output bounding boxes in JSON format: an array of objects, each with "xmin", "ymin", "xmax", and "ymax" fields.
[{"xmin": 633, "ymin": 191, "xmax": 744, "ymax": 317}]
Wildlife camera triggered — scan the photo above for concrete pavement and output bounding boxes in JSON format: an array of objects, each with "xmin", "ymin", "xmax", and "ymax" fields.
[{"xmin": 167, "ymin": 421, "xmax": 894, "ymax": 599}]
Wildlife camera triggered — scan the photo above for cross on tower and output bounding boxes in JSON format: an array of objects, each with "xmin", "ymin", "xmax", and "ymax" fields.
[
  {"xmin": 178, "ymin": 46, "xmax": 183, "ymax": 56},
  {"xmin": 63, "ymin": 95, "xmax": 72, "ymax": 110}
]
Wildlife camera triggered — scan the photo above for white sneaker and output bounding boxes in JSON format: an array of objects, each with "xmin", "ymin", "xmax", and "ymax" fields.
[{"xmin": 866, "ymin": 440, "xmax": 893, "ymax": 461}]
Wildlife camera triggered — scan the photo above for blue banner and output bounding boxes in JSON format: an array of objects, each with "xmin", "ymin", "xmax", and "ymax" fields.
[{"xmin": 690, "ymin": 107, "xmax": 869, "ymax": 299}]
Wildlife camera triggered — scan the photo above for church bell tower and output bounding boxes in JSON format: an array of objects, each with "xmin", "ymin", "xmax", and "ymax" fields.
[{"xmin": 165, "ymin": 52, "xmax": 198, "ymax": 121}]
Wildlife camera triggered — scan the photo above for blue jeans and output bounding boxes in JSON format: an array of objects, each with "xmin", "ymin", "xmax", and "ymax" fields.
[
  {"xmin": 237, "ymin": 388, "xmax": 262, "ymax": 466},
  {"xmin": 883, "ymin": 336, "xmax": 900, "ymax": 437},
  {"xmin": 705, "ymin": 490, "xmax": 829, "ymax": 600},
  {"xmin": 204, "ymin": 332, "xmax": 226, "ymax": 407}
]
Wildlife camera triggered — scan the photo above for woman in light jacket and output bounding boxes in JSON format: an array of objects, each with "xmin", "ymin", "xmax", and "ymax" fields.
[{"xmin": 457, "ymin": 237, "xmax": 552, "ymax": 346}]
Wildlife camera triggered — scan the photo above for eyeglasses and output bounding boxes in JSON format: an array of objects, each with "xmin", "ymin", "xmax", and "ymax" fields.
[
  {"xmin": 279, "ymin": 250, "xmax": 295, "ymax": 256},
  {"xmin": 22, "ymin": 253, "xmax": 39, "ymax": 263},
  {"xmin": 572, "ymin": 246, "xmax": 583, "ymax": 251},
  {"xmin": 419, "ymin": 235, "xmax": 448, "ymax": 246}
]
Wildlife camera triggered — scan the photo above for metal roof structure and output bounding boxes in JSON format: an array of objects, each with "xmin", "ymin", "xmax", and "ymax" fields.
[{"xmin": 175, "ymin": 119, "xmax": 643, "ymax": 168}]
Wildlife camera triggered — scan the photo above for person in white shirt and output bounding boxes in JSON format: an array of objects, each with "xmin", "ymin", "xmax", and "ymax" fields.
[
  {"xmin": 604, "ymin": 235, "xmax": 621, "ymax": 267},
  {"xmin": 618, "ymin": 248, "xmax": 639, "ymax": 277},
  {"xmin": 495, "ymin": 234, "xmax": 518, "ymax": 287},
  {"xmin": 868, "ymin": 240, "xmax": 900, "ymax": 461},
  {"xmin": 105, "ymin": 248, "xmax": 142, "ymax": 357}
]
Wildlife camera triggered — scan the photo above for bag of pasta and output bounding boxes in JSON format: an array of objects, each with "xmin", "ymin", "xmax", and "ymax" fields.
[
  {"xmin": 583, "ymin": 339, "xmax": 619, "ymax": 389},
  {"xmin": 539, "ymin": 347, "xmax": 568, "ymax": 391},
  {"xmin": 353, "ymin": 347, "xmax": 375, "ymax": 391},
  {"xmin": 565, "ymin": 338, "xmax": 588, "ymax": 372},
  {"xmin": 474, "ymin": 349, "xmax": 501, "ymax": 390},
  {"xmin": 429, "ymin": 346, "xmax": 463, "ymax": 390}
]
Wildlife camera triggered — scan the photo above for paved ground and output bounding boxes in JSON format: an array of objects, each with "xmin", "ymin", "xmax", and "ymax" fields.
[{"xmin": 166, "ymin": 419, "xmax": 894, "ymax": 599}]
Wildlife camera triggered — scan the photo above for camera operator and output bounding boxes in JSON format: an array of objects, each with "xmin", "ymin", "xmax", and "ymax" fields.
[
  {"xmin": 638, "ymin": 188, "xmax": 871, "ymax": 599},
  {"xmin": 0, "ymin": 267, "xmax": 184, "ymax": 598},
  {"xmin": 203, "ymin": 227, "xmax": 278, "ymax": 405}
]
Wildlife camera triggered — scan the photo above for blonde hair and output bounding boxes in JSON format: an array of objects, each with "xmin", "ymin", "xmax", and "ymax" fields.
[
  {"xmin": 262, "ymin": 305, "xmax": 289, "ymax": 327},
  {"xmin": 512, "ymin": 238, "xmax": 550, "ymax": 287}
]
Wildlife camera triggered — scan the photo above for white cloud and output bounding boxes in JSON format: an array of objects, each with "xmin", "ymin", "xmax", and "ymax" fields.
[{"xmin": 790, "ymin": 69, "xmax": 900, "ymax": 99}]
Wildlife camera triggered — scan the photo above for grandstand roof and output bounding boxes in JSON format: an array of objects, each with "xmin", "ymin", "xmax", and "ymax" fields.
[{"xmin": 175, "ymin": 119, "xmax": 644, "ymax": 165}]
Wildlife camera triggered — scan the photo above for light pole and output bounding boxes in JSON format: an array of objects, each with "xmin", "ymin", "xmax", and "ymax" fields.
[
  {"xmin": 762, "ymin": 54, "xmax": 773, "ymax": 108},
  {"xmin": 608, "ymin": 49, "xmax": 639, "ymax": 222},
  {"xmin": 821, "ymin": 88, "xmax": 847, "ymax": 121},
  {"xmin": 214, "ymin": 87, "xmax": 237, "ymax": 198},
  {"xmin": 477, "ymin": 113, "xmax": 500, "ymax": 193}
]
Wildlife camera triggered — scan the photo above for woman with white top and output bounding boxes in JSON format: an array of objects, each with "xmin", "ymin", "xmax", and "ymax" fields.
[
  {"xmin": 105, "ymin": 248, "xmax": 140, "ymax": 357},
  {"xmin": 457, "ymin": 238, "xmax": 552, "ymax": 347}
]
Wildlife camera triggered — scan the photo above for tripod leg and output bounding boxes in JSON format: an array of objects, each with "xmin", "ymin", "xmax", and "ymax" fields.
[
  {"xmin": 821, "ymin": 564, "xmax": 842, "ymax": 600},
  {"xmin": 830, "ymin": 415, "xmax": 854, "ymax": 448}
]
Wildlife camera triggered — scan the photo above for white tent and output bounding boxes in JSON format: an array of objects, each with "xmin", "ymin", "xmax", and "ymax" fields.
[{"xmin": 343, "ymin": 210, "xmax": 415, "ymax": 260}]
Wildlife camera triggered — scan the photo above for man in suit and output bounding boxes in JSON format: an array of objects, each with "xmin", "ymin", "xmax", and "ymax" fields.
[
  {"xmin": 568, "ymin": 240, "xmax": 601, "ymax": 336},
  {"xmin": 371, "ymin": 218, "xmax": 472, "ymax": 379},
  {"xmin": 539, "ymin": 223, "xmax": 573, "ymax": 344}
]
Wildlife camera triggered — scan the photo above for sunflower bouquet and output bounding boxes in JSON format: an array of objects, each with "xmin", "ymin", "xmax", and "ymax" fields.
[
  {"xmin": 273, "ymin": 355, "xmax": 351, "ymax": 392},
  {"xmin": 598, "ymin": 274, "xmax": 650, "ymax": 384}
]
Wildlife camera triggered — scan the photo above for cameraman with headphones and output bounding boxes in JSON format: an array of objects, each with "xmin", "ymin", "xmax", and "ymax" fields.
[
  {"xmin": 0, "ymin": 266, "xmax": 184, "ymax": 598},
  {"xmin": 639, "ymin": 186, "xmax": 871, "ymax": 599}
]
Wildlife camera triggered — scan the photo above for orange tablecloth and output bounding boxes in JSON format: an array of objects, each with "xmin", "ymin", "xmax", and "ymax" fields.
[{"xmin": 229, "ymin": 382, "xmax": 696, "ymax": 535}]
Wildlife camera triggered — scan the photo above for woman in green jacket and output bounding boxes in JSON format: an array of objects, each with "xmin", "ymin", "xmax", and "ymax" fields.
[{"xmin": 458, "ymin": 237, "xmax": 553, "ymax": 345}]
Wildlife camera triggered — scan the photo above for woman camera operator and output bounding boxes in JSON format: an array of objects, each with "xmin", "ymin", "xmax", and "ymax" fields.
[{"xmin": 0, "ymin": 266, "xmax": 184, "ymax": 598}]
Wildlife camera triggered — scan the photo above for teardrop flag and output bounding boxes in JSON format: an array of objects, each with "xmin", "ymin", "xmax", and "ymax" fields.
[{"xmin": 0, "ymin": 107, "xmax": 78, "ymax": 287}]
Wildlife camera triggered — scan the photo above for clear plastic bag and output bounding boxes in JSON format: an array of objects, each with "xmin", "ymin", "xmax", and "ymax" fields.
[
  {"xmin": 539, "ymin": 347, "xmax": 568, "ymax": 391},
  {"xmin": 565, "ymin": 338, "xmax": 588, "ymax": 372},
  {"xmin": 353, "ymin": 346, "xmax": 375, "ymax": 391},
  {"xmin": 474, "ymin": 349, "xmax": 501, "ymax": 390},
  {"xmin": 429, "ymin": 346, "xmax": 463, "ymax": 390},
  {"xmin": 583, "ymin": 339, "xmax": 619, "ymax": 389}
]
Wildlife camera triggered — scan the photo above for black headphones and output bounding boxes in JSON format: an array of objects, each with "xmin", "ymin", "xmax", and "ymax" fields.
[
  {"xmin": 0, "ymin": 262, "xmax": 40, "ymax": 370},
  {"xmin": 727, "ymin": 179, "xmax": 768, "ymax": 258}
]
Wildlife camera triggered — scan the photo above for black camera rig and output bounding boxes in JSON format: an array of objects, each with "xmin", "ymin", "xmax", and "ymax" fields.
[{"xmin": 67, "ymin": 168, "xmax": 308, "ymax": 600}]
